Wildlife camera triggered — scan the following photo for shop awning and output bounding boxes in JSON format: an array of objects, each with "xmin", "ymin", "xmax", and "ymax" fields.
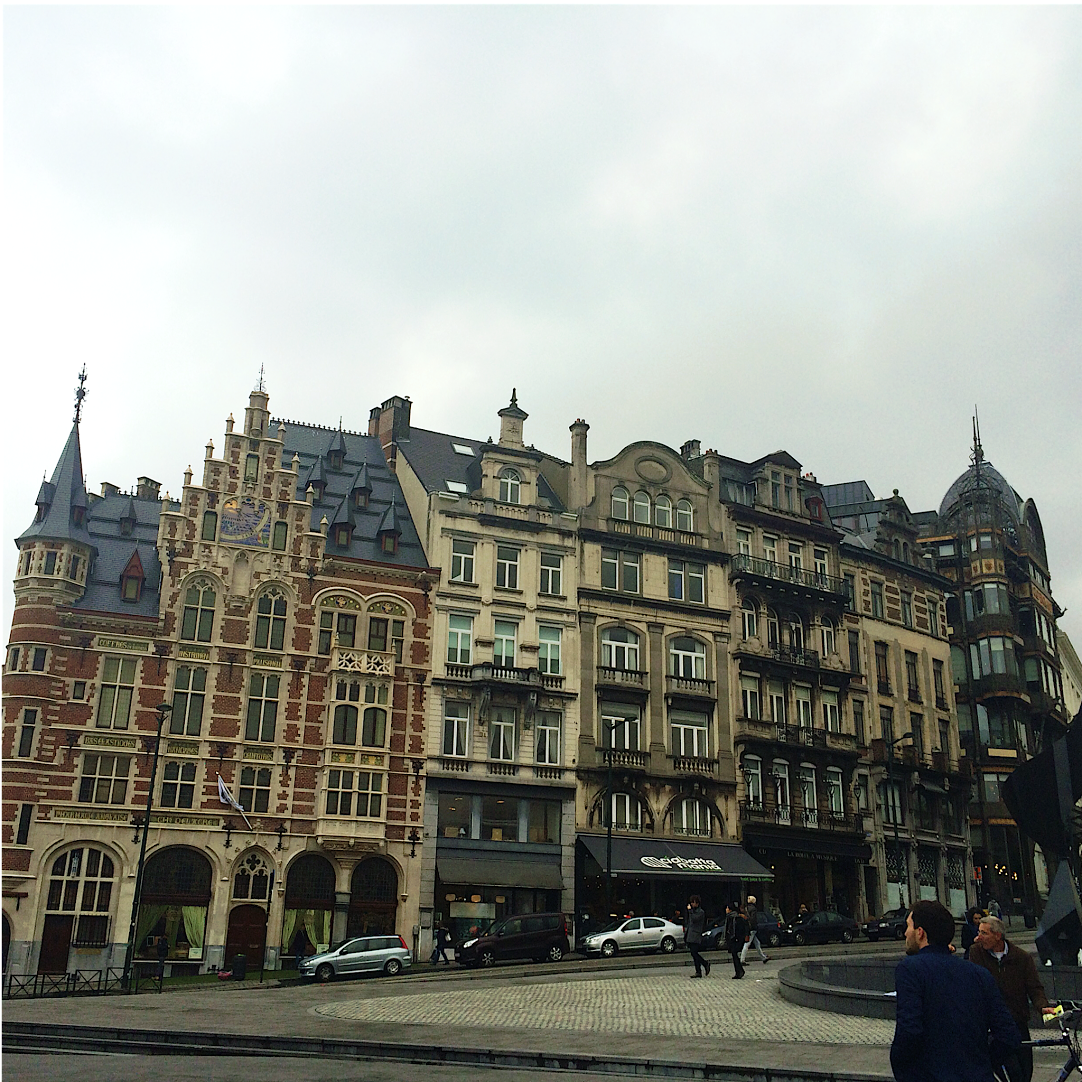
[
  {"xmin": 437, "ymin": 856, "xmax": 564, "ymax": 890},
  {"xmin": 918, "ymin": 778, "xmax": 949, "ymax": 796},
  {"xmin": 577, "ymin": 834, "xmax": 773, "ymax": 881},
  {"xmin": 741, "ymin": 829, "xmax": 872, "ymax": 862}
]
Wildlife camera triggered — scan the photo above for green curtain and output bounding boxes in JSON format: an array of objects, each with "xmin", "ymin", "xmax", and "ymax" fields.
[
  {"xmin": 135, "ymin": 904, "xmax": 168, "ymax": 951},
  {"xmin": 282, "ymin": 909, "xmax": 299, "ymax": 955},
  {"xmin": 303, "ymin": 908, "xmax": 330, "ymax": 952},
  {"xmin": 181, "ymin": 906, "xmax": 206, "ymax": 955}
]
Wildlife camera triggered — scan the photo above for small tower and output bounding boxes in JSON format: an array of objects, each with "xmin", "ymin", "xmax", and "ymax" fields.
[{"xmin": 498, "ymin": 390, "xmax": 528, "ymax": 449}]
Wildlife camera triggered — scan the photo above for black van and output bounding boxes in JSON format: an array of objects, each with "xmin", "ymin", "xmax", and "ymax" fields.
[{"xmin": 455, "ymin": 912, "xmax": 570, "ymax": 967}]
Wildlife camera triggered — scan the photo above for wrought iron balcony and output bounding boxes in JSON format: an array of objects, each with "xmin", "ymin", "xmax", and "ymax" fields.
[
  {"xmin": 729, "ymin": 553, "xmax": 849, "ymax": 599},
  {"xmin": 772, "ymin": 646, "xmax": 820, "ymax": 670}
]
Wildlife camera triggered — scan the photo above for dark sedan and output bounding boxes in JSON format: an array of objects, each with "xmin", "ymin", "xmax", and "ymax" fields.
[
  {"xmin": 785, "ymin": 910, "xmax": 860, "ymax": 946},
  {"xmin": 862, "ymin": 906, "xmax": 909, "ymax": 942},
  {"xmin": 701, "ymin": 910, "xmax": 785, "ymax": 951}
]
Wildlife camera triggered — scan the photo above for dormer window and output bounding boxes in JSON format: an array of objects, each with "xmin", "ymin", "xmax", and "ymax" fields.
[
  {"xmin": 380, "ymin": 533, "xmax": 398, "ymax": 555},
  {"xmin": 353, "ymin": 489, "xmax": 368, "ymax": 509},
  {"xmin": 329, "ymin": 450, "xmax": 343, "ymax": 470},
  {"xmin": 120, "ymin": 550, "xmax": 145, "ymax": 603},
  {"xmin": 498, "ymin": 469, "xmax": 521, "ymax": 505},
  {"xmin": 335, "ymin": 524, "xmax": 352, "ymax": 547},
  {"xmin": 311, "ymin": 480, "xmax": 325, "ymax": 501}
]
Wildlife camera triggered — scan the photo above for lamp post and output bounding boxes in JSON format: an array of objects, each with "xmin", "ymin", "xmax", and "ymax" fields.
[
  {"xmin": 122, "ymin": 701, "xmax": 172, "ymax": 989},
  {"xmin": 885, "ymin": 730, "xmax": 913, "ymax": 908}
]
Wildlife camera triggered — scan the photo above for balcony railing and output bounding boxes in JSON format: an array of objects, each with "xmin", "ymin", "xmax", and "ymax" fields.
[
  {"xmin": 671, "ymin": 755, "xmax": 717, "ymax": 775},
  {"xmin": 739, "ymin": 801, "xmax": 863, "ymax": 833},
  {"xmin": 596, "ymin": 747, "xmax": 649, "ymax": 769},
  {"xmin": 878, "ymin": 679, "xmax": 892, "ymax": 696},
  {"xmin": 729, "ymin": 553, "xmax": 849, "ymax": 598},
  {"xmin": 487, "ymin": 761, "xmax": 519, "ymax": 776},
  {"xmin": 772, "ymin": 646, "xmax": 820, "ymax": 670},
  {"xmin": 597, "ymin": 666, "xmax": 648, "ymax": 688},
  {"xmin": 907, "ymin": 688, "xmax": 923, "ymax": 704},
  {"xmin": 666, "ymin": 675, "xmax": 716, "ymax": 698},
  {"xmin": 437, "ymin": 757, "xmax": 471, "ymax": 773},
  {"xmin": 777, "ymin": 724, "xmax": 827, "ymax": 749},
  {"xmin": 443, "ymin": 662, "xmax": 563, "ymax": 688},
  {"xmin": 332, "ymin": 647, "xmax": 395, "ymax": 675},
  {"xmin": 935, "ymin": 694, "xmax": 949, "ymax": 710}
]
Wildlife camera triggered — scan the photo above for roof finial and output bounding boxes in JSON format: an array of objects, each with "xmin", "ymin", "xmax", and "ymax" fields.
[
  {"xmin": 256, "ymin": 364, "xmax": 266, "ymax": 393},
  {"xmin": 510, "ymin": 388, "xmax": 518, "ymax": 408},
  {"xmin": 73, "ymin": 365, "xmax": 88, "ymax": 424}
]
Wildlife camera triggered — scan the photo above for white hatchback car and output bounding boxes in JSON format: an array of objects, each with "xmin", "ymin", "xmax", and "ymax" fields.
[
  {"xmin": 298, "ymin": 934, "xmax": 412, "ymax": 981},
  {"xmin": 581, "ymin": 916, "xmax": 684, "ymax": 958}
]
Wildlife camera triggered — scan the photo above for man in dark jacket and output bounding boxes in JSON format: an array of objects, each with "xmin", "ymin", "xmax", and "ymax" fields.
[
  {"xmin": 725, "ymin": 902, "xmax": 749, "ymax": 980},
  {"xmin": 684, "ymin": 895, "xmax": 710, "ymax": 978},
  {"xmin": 891, "ymin": 900, "xmax": 1020, "ymax": 1082},
  {"xmin": 969, "ymin": 915, "xmax": 1051, "ymax": 1082}
]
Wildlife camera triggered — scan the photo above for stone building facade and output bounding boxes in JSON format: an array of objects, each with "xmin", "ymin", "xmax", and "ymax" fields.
[{"xmin": 3, "ymin": 383, "xmax": 435, "ymax": 977}]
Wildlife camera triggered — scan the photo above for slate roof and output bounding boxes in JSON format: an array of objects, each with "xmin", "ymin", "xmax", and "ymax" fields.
[
  {"xmin": 19, "ymin": 422, "xmax": 93, "ymax": 548},
  {"xmin": 397, "ymin": 425, "xmax": 565, "ymax": 510},
  {"xmin": 71, "ymin": 490, "xmax": 164, "ymax": 620},
  {"xmin": 270, "ymin": 419, "xmax": 427, "ymax": 567}
]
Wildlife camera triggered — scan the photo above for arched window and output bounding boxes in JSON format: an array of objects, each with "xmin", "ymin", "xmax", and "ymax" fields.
[
  {"xmin": 284, "ymin": 854, "xmax": 334, "ymax": 956},
  {"xmin": 742, "ymin": 755, "xmax": 763, "ymax": 807},
  {"xmin": 742, "ymin": 599, "xmax": 759, "ymax": 641},
  {"xmin": 820, "ymin": 618, "xmax": 836, "ymax": 657},
  {"xmin": 601, "ymin": 627, "xmax": 640, "ymax": 671},
  {"xmin": 788, "ymin": 614, "xmax": 804, "ymax": 652},
  {"xmin": 254, "ymin": 589, "xmax": 287, "ymax": 651},
  {"xmin": 47, "ymin": 847, "xmax": 116, "ymax": 947},
  {"xmin": 670, "ymin": 637, "xmax": 706, "ymax": 679},
  {"xmin": 233, "ymin": 852, "xmax": 270, "ymax": 901},
  {"xmin": 610, "ymin": 793, "xmax": 642, "ymax": 831},
  {"xmin": 181, "ymin": 581, "xmax": 216, "ymax": 642},
  {"xmin": 334, "ymin": 703, "xmax": 358, "ymax": 744},
  {"xmin": 499, "ymin": 469, "xmax": 521, "ymax": 505},
  {"xmin": 654, "ymin": 495, "xmax": 672, "ymax": 528},
  {"xmin": 766, "ymin": 608, "xmax": 780, "ymax": 650},
  {"xmin": 672, "ymin": 798, "xmax": 712, "ymax": 837},
  {"xmin": 611, "ymin": 487, "xmax": 629, "ymax": 520},
  {"xmin": 361, "ymin": 707, "xmax": 386, "ymax": 747},
  {"xmin": 675, "ymin": 499, "xmax": 693, "ymax": 533},
  {"xmin": 352, "ymin": 858, "xmax": 398, "ymax": 903},
  {"xmin": 632, "ymin": 491, "xmax": 651, "ymax": 524}
]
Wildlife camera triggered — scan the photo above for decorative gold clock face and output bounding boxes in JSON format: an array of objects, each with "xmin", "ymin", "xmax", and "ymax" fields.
[{"xmin": 220, "ymin": 495, "xmax": 271, "ymax": 548}]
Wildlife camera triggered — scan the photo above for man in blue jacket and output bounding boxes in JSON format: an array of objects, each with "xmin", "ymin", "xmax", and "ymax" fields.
[{"xmin": 891, "ymin": 900, "xmax": 1020, "ymax": 1082}]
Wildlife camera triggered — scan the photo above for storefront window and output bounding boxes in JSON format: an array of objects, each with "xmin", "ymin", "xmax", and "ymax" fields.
[
  {"xmin": 481, "ymin": 796, "xmax": 519, "ymax": 842},
  {"xmin": 439, "ymin": 793, "xmax": 474, "ymax": 839},
  {"xmin": 527, "ymin": 800, "xmax": 561, "ymax": 843}
]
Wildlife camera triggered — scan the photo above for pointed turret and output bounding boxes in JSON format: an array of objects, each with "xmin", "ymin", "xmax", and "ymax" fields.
[
  {"xmin": 19, "ymin": 421, "xmax": 94, "ymax": 548},
  {"xmin": 377, "ymin": 497, "xmax": 403, "ymax": 555},
  {"xmin": 349, "ymin": 463, "xmax": 372, "ymax": 508}
]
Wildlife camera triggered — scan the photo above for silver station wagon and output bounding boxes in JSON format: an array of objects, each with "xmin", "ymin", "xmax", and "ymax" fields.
[{"xmin": 298, "ymin": 934, "xmax": 412, "ymax": 981}]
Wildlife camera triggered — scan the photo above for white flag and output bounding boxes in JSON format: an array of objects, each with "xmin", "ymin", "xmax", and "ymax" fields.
[{"xmin": 217, "ymin": 774, "xmax": 253, "ymax": 831}]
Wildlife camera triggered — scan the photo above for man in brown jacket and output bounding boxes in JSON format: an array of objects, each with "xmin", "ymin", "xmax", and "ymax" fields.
[{"xmin": 969, "ymin": 915, "xmax": 1051, "ymax": 1082}]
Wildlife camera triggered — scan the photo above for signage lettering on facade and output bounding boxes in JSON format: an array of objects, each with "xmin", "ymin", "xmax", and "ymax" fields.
[
  {"xmin": 178, "ymin": 646, "xmax": 211, "ymax": 661},
  {"xmin": 95, "ymin": 636, "xmax": 151, "ymax": 654},
  {"xmin": 53, "ymin": 808, "xmax": 130, "ymax": 823},
  {"xmin": 82, "ymin": 734, "xmax": 138, "ymax": 749},
  {"xmin": 149, "ymin": 814, "xmax": 222, "ymax": 827},
  {"xmin": 640, "ymin": 855, "xmax": 724, "ymax": 872}
]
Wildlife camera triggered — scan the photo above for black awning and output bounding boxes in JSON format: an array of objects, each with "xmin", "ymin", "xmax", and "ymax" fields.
[
  {"xmin": 741, "ymin": 829, "xmax": 871, "ymax": 862},
  {"xmin": 577, "ymin": 834, "xmax": 772, "ymax": 881},
  {"xmin": 918, "ymin": 778, "xmax": 949, "ymax": 795},
  {"xmin": 437, "ymin": 856, "xmax": 564, "ymax": 890}
]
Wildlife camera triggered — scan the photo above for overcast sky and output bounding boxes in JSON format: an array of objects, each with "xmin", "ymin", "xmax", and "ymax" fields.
[{"xmin": 5, "ymin": 6, "xmax": 1081, "ymax": 649}]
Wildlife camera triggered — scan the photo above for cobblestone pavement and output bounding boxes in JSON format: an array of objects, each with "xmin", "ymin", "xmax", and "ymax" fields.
[{"xmin": 314, "ymin": 970, "xmax": 897, "ymax": 1045}]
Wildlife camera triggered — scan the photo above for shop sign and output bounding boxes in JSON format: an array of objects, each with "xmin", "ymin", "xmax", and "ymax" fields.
[
  {"xmin": 96, "ymin": 636, "xmax": 151, "ymax": 654},
  {"xmin": 640, "ymin": 855, "xmax": 724, "ymax": 872}
]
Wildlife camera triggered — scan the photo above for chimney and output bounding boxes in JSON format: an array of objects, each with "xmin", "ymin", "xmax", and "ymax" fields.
[
  {"xmin": 680, "ymin": 439, "xmax": 701, "ymax": 461},
  {"xmin": 498, "ymin": 389, "xmax": 527, "ymax": 448},
  {"xmin": 375, "ymin": 396, "xmax": 411, "ymax": 453},
  {"xmin": 368, "ymin": 406, "xmax": 382, "ymax": 436},
  {"xmin": 569, "ymin": 419, "xmax": 589, "ymax": 510},
  {"xmin": 136, "ymin": 476, "xmax": 161, "ymax": 501},
  {"xmin": 100, "ymin": 482, "xmax": 120, "ymax": 499},
  {"xmin": 702, "ymin": 449, "xmax": 720, "ymax": 493}
]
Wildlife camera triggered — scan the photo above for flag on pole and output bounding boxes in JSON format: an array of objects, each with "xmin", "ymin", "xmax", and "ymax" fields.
[{"xmin": 217, "ymin": 774, "xmax": 253, "ymax": 831}]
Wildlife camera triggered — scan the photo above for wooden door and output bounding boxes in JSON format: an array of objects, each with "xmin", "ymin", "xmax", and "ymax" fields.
[
  {"xmin": 225, "ymin": 904, "xmax": 267, "ymax": 966},
  {"xmin": 38, "ymin": 915, "xmax": 73, "ymax": 973}
]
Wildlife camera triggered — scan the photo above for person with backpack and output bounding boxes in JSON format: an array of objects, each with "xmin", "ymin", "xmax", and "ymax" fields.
[
  {"xmin": 684, "ymin": 895, "xmax": 710, "ymax": 978},
  {"xmin": 725, "ymin": 902, "xmax": 749, "ymax": 979}
]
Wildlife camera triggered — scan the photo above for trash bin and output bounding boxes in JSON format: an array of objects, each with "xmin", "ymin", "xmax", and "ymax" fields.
[
  {"xmin": 231, "ymin": 953, "xmax": 247, "ymax": 980},
  {"xmin": 1024, "ymin": 907, "xmax": 1037, "ymax": 930}
]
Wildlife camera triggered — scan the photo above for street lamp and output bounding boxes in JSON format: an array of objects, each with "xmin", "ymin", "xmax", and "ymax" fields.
[
  {"xmin": 885, "ymin": 730, "xmax": 913, "ymax": 908},
  {"xmin": 122, "ymin": 701, "xmax": 173, "ymax": 989}
]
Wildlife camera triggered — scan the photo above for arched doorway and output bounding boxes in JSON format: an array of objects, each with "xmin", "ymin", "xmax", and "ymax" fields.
[
  {"xmin": 283, "ymin": 854, "xmax": 335, "ymax": 966},
  {"xmin": 225, "ymin": 905, "xmax": 267, "ymax": 968},
  {"xmin": 347, "ymin": 858, "xmax": 398, "ymax": 937},
  {"xmin": 39, "ymin": 846, "xmax": 117, "ymax": 973},
  {"xmin": 137, "ymin": 848, "xmax": 212, "ymax": 966}
]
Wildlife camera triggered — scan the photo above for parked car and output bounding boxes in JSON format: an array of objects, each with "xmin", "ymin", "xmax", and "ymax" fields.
[
  {"xmin": 785, "ymin": 910, "xmax": 860, "ymax": 946},
  {"xmin": 455, "ymin": 912, "xmax": 570, "ymax": 968},
  {"xmin": 862, "ymin": 906, "xmax": 909, "ymax": 942},
  {"xmin": 580, "ymin": 916, "xmax": 683, "ymax": 958},
  {"xmin": 298, "ymin": 934, "xmax": 412, "ymax": 981},
  {"xmin": 702, "ymin": 910, "xmax": 785, "ymax": 951}
]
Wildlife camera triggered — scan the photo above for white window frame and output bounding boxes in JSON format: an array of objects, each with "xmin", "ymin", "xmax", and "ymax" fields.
[
  {"xmin": 822, "ymin": 689, "xmax": 840, "ymax": 733},
  {"xmin": 772, "ymin": 760, "xmax": 790, "ymax": 822},
  {"xmin": 539, "ymin": 552, "xmax": 562, "ymax": 595},
  {"xmin": 795, "ymin": 685, "xmax": 813, "ymax": 729},
  {"xmin": 96, "ymin": 657, "xmax": 138, "ymax": 730},
  {"xmin": 611, "ymin": 486, "xmax": 629, "ymax": 520},
  {"xmin": 670, "ymin": 637, "xmax": 706, "ymax": 679},
  {"xmin": 740, "ymin": 675, "xmax": 761, "ymax": 720},
  {"xmin": 821, "ymin": 620, "xmax": 835, "ymax": 657},
  {"xmin": 489, "ymin": 707, "xmax": 516, "ymax": 761},
  {"xmin": 675, "ymin": 499, "xmax": 694, "ymax": 533},
  {"xmin": 447, "ymin": 614, "xmax": 473, "ymax": 665},
  {"xmin": 495, "ymin": 546, "xmax": 519, "ymax": 589},
  {"xmin": 799, "ymin": 764, "xmax": 817, "ymax": 826},
  {"xmin": 827, "ymin": 768, "xmax": 844, "ymax": 817},
  {"xmin": 535, "ymin": 711, "xmax": 561, "ymax": 765},
  {"xmin": 737, "ymin": 529, "xmax": 752, "ymax": 556},
  {"xmin": 450, "ymin": 539, "xmax": 475, "ymax": 583},
  {"xmin": 743, "ymin": 755, "xmax": 763, "ymax": 806},
  {"xmin": 499, "ymin": 470, "xmax": 521, "ymax": 505},
  {"xmin": 632, "ymin": 491, "xmax": 650, "ymax": 524},
  {"xmin": 742, "ymin": 599, "xmax": 758, "ymax": 640},
  {"xmin": 611, "ymin": 792, "xmax": 642, "ymax": 831},
  {"xmin": 763, "ymin": 536, "xmax": 777, "ymax": 564},
  {"xmin": 442, "ymin": 701, "xmax": 470, "ymax": 757},
  {"xmin": 769, "ymin": 681, "xmax": 786, "ymax": 725},
  {"xmin": 601, "ymin": 627, "xmax": 640, "ymax": 671},
  {"xmin": 668, "ymin": 559, "xmax": 705, "ymax": 603},
  {"xmin": 674, "ymin": 798, "xmax": 710, "ymax": 836},
  {"xmin": 601, "ymin": 705, "xmax": 640, "ymax": 751},
  {"xmin": 671, "ymin": 711, "xmax": 709, "ymax": 757},
  {"xmin": 654, "ymin": 495, "xmax": 672, "ymax": 528},
  {"xmin": 538, "ymin": 625, "xmax": 562, "ymax": 675},
  {"xmin": 814, "ymin": 548, "xmax": 828, "ymax": 578}
]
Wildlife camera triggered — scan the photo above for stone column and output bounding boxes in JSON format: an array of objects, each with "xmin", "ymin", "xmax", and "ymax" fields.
[
  {"xmin": 332, "ymin": 890, "xmax": 350, "ymax": 946},
  {"xmin": 714, "ymin": 631, "xmax": 735, "ymax": 782},
  {"xmin": 578, "ymin": 612, "xmax": 597, "ymax": 760}
]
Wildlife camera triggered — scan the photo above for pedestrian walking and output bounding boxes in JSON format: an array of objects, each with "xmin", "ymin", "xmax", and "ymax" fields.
[
  {"xmin": 890, "ymin": 900, "xmax": 1020, "ymax": 1082},
  {"xmin": 961, "ymin": 907, "xmax": 983, "ymax": 959},
  {"xmin": 155, "ymin": 933, "xmax": 169, "ymax": 989},
  {"xmin": 988, "ymin": 897, "xmax": 1002, "ymax": 919},
  {"xmin": 432, "ymin": 923, "xmax": 452, "ymax": 964},
  {"xmin": 684, "ymin": 895, "xmax": 710, "ymax": 978},
  {"xmin": 740, "ymin": 894, "xmax": 769, "ymax": 965},
  {"xmin": 969, "ymin": 914, "xmax": 1054, "ymax": 1082},
  {"xmin": 725, "ymin": 902, "xmax": 749, "ymax": 980}
]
